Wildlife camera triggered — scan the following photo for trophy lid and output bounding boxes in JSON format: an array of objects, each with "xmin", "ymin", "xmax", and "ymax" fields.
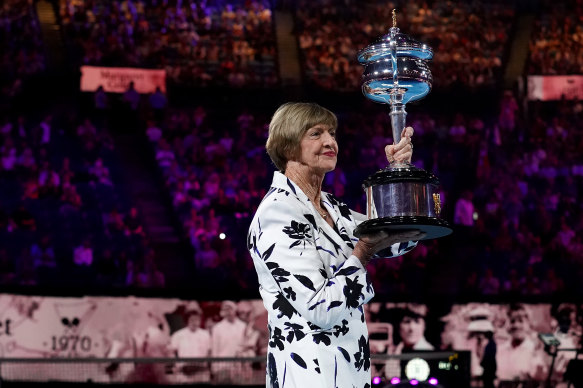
[
  {"xmin": 362, "ymin": 164, "xmax": 440, "ymax": 188},
  {"xmin": 357, "ymin": 29, "xmax": 433, "ymax": 64}
]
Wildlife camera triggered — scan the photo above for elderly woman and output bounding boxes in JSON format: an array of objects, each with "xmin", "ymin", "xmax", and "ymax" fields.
[{"xmin": 247, "ymin": 102, "xmax": 424, "ymax": 388}]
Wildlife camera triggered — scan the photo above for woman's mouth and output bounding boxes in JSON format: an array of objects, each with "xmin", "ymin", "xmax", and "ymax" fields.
[{"xmin": 323, "ymin": 151, "xmax": 336, "ymax": 157}]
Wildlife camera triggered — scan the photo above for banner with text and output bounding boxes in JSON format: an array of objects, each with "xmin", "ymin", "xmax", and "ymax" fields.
[
  {"xmin": 80, "ymin": 66, "xmax": 166, "ymax": 94},
  {"xmin": 0, "ymin": 295, "xmax": 579, "ymax": 384},
  {"xmin": 527, "ymin": 75, "xmax": 583, "ymax": 101}
]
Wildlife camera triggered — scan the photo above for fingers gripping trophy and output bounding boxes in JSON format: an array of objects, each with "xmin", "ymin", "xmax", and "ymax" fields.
[{"xmin": 354, "ymin": 10, "xmax": 452, "ymax": 241}]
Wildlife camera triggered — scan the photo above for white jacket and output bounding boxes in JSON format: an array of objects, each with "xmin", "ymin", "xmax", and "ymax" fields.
[{"xmin": 248, "ymin": 172, "xmax": 417, "ymax": 388}]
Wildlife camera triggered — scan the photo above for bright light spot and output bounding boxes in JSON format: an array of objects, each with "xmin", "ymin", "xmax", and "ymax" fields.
[
  {"xmin": 219, "ymin": 233, "xmax": 226, "ymax": 240},
  {"xmin": 372, "ymin": 376, "xmax": 382, "ymax": 385},
  {"xmin": 390, "ymin": 377, "xmax": 401, "ymax": 385},
  {"xmin": 428, "ymin": 377, "xmax": 438, "ymax": 385},
  {"xmin": 410, "ymin": 380, "xmax": 419, "ymax": 386},
  {"xmin": 405, "ymin": 358, "xmax": 430, "ymax": 381}
]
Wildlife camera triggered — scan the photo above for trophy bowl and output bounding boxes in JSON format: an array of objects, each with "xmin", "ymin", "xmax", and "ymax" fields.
[{"xmin": 361, "ymin": 57, "xmax": 432, "ymax": 105}]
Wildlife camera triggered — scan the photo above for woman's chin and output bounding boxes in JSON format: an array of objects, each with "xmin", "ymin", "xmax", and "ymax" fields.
[
  {"xmin": 308, "ymin": 163, "xmax": 336, "ymax": 175},
  {"xmin": 323, "ymin": 161, "xmax": 337, "ymax": 172}
]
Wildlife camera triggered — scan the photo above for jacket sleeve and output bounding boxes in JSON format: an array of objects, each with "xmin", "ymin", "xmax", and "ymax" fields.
[
  {"xmin": 249, "ymin": 198, "xmax": 373, "ymax": 330},
  {"xmin": 350, "ymin": 209, "xmax": 419, "ymax": 258}
]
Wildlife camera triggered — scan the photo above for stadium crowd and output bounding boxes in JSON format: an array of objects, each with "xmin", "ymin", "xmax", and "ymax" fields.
[
  {"xmin": 294, "ymin": 0, "xmax": 514, "ymax": 91},
  {"xmin": 0, "ymin": 0, "xmax": 45, "ymax": 103},
  {"xmin": 142, "ymin": 87, "xmax": 583, "ymax": 298},
  {"xmin": 527, "ymin": 0, "xmax": 583, "ymax": 75},
  {"xmin": 0, "ymin": 95, "xmax": 167, "ymax": 289},
  {"xmin": 0, "ymin": 0, "xmax": 581, "ymax": 302},
  {"xmin": 59, "ymin": 0, "xmax": 278, "ymax": 88}
]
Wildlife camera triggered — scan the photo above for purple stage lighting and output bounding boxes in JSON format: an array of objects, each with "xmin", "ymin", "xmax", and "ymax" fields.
[
  {"xmin": 372, "ymin": 376, "xmax": 382, "ymax": 385},
  {"xmin": 428, "ymin": 377, "xmax": 438, "ymax": 385},
  {"xmin": 410, "ymin": 379, "xmax": 419, "ymax": 386},
  {"xmin": 390, "ymin": 377, "xmax": 401, "ymax": 385}
]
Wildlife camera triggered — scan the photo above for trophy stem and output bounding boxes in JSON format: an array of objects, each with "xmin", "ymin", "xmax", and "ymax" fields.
[{"xmin": 389, "ymin": 92, "xmax": 406, "ymax": 146}]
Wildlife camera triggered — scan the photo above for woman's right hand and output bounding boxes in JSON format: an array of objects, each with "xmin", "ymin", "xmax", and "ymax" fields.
[{"xmin": 353, "ymin": 230, "xmax": 426, "ymax": 266}]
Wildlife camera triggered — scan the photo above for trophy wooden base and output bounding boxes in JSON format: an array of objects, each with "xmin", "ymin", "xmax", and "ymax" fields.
[{"xmin": 353, "ymin": 215, "xmax": 452, "ymax": 240}]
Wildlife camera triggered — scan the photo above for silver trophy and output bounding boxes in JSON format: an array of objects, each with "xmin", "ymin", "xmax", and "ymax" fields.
[{"xmin": 354, "ymin": 11, "xmax": 452, "ymax": 240}]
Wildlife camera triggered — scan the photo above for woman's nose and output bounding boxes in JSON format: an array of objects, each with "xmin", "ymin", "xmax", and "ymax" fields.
[{"xmin": 322, "ymin": 131, "xmax": 335, "ymax": 145}]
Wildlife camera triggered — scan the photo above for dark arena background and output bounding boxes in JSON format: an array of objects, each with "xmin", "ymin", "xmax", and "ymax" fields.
[{"xmin": 0, "ymin": 0, "xmax": 582, "ymax": 387}]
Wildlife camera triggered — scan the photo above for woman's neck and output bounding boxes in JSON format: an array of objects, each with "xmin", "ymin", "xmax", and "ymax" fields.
[{"xmin": 284, "ymin": 162, "xmax": 324, "ymax": 205}]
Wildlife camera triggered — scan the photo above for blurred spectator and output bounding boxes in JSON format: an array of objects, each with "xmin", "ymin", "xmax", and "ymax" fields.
[
  {"xmin": 540, "ymin": 268, "xmax": 565, "ymax": 295},
  {"xmin": 236, "ymin": 301, "xmax": 260, "ymax": 357},
  {"xmin": 502, "ymin": 269, "xmax": 521, "ymax": 297},
  {"xmin": 496, "ymin": 304, "xmax": 547, "ymax": 381},
  {"xmin": 499, "ymin": 91, "xmax": 519, "ymax": 132},
  {"xmin": 520, "ymin": 267, "xmax": 541, "ymax": 295},
  {"xmin": 169, "ymin": 307, "xmax": 211, "ymax": 382},
  {"xmin": 73, "ymin": 239, "xmax": 94, "ymax": 266},
  {"xmin": 60, "ymin": 183, "xmax": 83, "ymax": 210},
  {"xmin": 94, "ymin": 85, "xmax": 108, "ymax": 111},
  {"xmin": 38, "ymin": 162, "xmax": 61, "ymax": 197},
  {"xmin": 11, "ymin": 205, "xmax": 36, "ymax": 231},
  {"xmin": 89, "ymin": 158, "xmax": 112, "ymax": 185},
  {"xmin": 37, "ymin": 115, "xmax": 52, "ymax": 146},
  {"xmin": 454, "ymin": 190, "xmax": 476, "ymax": 227},
  {"xmin": 155, "ymin": 139, "xmax": 176, "ymax": 169},
  {"xmin": 30, "ymin": 235, "xmax": 56, "ymax": 269},
  {"xmin": 124, "ymin": 207, "xmax": 145, "ymax": 237},
  {"xmin": 211, "ymin": 301, "xmax": 246, "ymax": 382},
  {"xmin": 135, "ymin": 253, "xmax": 165, "ymax": 288},
  {"xmin": 194, "ymin": 236, "xmax": 219, "ymax": 270},
  {"xmin": 95, "ymin": 249, "xmax": 121, "ymax": 286},
  {"xmin": 0, "ymin": 248, "xmax": 16, "ymax": 284},
  {"xmin": 145, "ymin": 120, "xmax": 162, "ymax": 143},
  {"xmin": 123, "ymin": 82, "xmax": 140, "ymax": 111},
  {"xmin": 479, "ymin": 269, "xmax": 500, "ymax": 296},
  {"xmin": 148, "ymin": 88, "xmax": 167, "ymax": 110}
]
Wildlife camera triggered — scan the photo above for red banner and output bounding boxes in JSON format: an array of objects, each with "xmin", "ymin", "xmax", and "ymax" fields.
[
  {"xmin": 527, "ymin": 75, "xmax": 583, "ymax": 101},
  {"xmin": 80, "ymin": 66, "xmax": 166, "ymax": 94}
]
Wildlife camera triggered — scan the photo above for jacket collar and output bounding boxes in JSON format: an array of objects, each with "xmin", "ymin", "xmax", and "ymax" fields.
[
  {"xmin": 270, "ymin": 172, "xmax": 359, "ymax": 255},
  {"xmin": 270, "ymin": 171, "xmax": 312, "ymax": 204}
]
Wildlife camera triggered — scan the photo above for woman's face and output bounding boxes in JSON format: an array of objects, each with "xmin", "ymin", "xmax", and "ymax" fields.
[
  {"xmin": 297, "ymin": 124, "xmax": 338, "ymax": 173},
  {"xmin": 399, "ymin": 316, "xmax": 425, "ymax": 347}
]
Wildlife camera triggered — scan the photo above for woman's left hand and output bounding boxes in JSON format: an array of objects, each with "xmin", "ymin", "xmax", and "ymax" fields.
[{"xmin": 385, "ymin": 127, "xmax": 414, "ymax": 164}]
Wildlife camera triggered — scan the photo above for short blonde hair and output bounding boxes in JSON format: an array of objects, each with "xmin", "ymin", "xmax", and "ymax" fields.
[{"xmin": 266, "ymin": 102, "xmax": 337, "ymax": 172}]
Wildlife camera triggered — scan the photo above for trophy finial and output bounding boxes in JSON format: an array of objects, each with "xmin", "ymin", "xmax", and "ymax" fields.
[{"xmin": 392, "ymin": 9, "xmax": 397, "ymax": 28}]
